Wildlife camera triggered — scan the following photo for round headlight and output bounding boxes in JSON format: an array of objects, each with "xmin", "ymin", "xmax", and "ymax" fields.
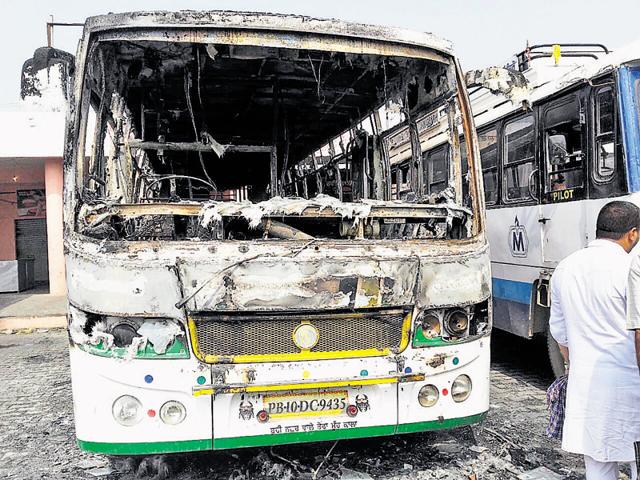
[
  {"xmin": 111, "ymin": 323, "xmax": 139, "ymax": 348},
  {"xmin": 418, "ymin": 384, "xmax": 439, "ymax": 407},
  {"xmin": 112, "ymin": 395, "xmax": 143, "ymax": 426},
  {"xmin": 451, "ymin": 375, "xmax": 472, "ymax": 403},
  {"xmin": 444, "ymin": 310, "xmax": 469, "ymax": 336},
  {"xmin": 420, "ymin": 313, "xmax": 441, "ymax": 339},
  {"xmin": 292, "ymin": 323, "xmax": 319, "ymax": 350},
  {"xmin": 160, "ymin": 400, "xmax": 186, "ymax": 425}
]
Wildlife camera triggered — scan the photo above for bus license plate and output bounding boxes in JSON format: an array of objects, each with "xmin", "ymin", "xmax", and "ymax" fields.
[{"xmin": 264, "ymin": 390, "xmax": 348, "ymax": 420}]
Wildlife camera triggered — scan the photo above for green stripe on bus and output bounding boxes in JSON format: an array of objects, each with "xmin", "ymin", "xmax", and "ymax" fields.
[
  {"xmin": 77, "ymin": 438, "xmax": 212, "ymax": 455},
  {"xmin": 76, "ymin": 413, "xmax": 486, "ymax": 454},
  {"xmin": 214, "ymin": 424, "xmax": 395, "ymax": 449},
  {"xmin": 395, "ymin": 412, "xmax": 486, "ymax": 434},
  {"xmin": 214, "ymin": 412, "xmax": 487, "ymax": 450}
]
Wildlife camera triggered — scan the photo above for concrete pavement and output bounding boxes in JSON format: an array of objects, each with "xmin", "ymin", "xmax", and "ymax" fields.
[{"xmin": 0, "ymin": 290, "xmax": 66, "ymax": 330}]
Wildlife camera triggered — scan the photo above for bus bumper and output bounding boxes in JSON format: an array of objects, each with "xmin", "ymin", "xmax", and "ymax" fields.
[{"xmin": 71, "ymin": 337, "xmax": 490, "ymax": 455}]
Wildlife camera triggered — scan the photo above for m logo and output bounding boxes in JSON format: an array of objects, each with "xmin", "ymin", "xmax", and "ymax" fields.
[{"xmin": 509, "ymin": 216, "xmax": 528, "ymax": 258}]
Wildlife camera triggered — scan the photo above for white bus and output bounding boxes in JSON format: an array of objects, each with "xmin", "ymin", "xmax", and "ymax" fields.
[
  {"xmin": 411, "ymin": 42, "xmax": 640, "ymax": 376},
  {"xmin": 22, "ymin": 11, "xmax": 493, "ymax": 462}
]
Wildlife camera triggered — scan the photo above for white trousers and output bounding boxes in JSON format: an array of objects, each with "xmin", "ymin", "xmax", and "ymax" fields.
[{"xmin": 584, "ymin": 455, "xmax": 638, "ymax": 480}]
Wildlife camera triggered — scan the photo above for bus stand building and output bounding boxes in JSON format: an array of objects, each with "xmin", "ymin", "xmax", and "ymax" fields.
[{"xmin": 0, "ymin": 109, "xmax": 66, "ymax": 296}]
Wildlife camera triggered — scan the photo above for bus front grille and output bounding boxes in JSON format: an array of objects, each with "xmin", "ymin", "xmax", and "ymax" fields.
[{"xmin": 189, "ymin": 308, "xmax": 410, "ymax": 362}]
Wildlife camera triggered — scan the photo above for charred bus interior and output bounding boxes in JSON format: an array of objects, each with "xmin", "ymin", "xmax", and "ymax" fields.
[{"xmin": 78, "ymin": 39, "xmax": 473, "ymax": 242}]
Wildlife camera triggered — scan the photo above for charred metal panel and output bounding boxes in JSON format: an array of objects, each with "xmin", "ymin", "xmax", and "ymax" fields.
[
  {"xmin": 66, "ymin": 251, "xmax": 184, "ymax": 318},
  {"xmin": 65, "ymin": 236, "xmax": 489, "ymax": 316},
  {"xmin": 177, "ymin": 256, "xmax": 419, "ymax": 311}
]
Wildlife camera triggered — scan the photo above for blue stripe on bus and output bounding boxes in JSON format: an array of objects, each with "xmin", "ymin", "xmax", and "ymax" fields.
[
  {"xmin": 618, "ymin": 67, "xmax": 640, "ymax": 193},
  {"xmin": 492, "ymin": 278, "xmax": 532, "ymax": 305}
]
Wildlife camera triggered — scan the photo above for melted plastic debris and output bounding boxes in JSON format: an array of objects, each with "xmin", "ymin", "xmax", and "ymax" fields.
[
  {"xmin": 465, "ymin": 67, "xmax": 532, "ymax": 106},
  {"xmin": 68, "ymin": 305, "xmax": 113, "ymax": 349},
  {"xmin": 68, "ymin": 306, "xmax": 92, "ymax": 345},
  {"xmin": 123, "ymin": 336, "xmax": 148, "ymax": 361},
  {"xmin": 137, "ymin": 320, "xmax": 183, "ymax": 354},
  {"xmin": 90, "ymin": 324, "xmax": 114, "ymax": 350},
  {"xmin": 200, "ymin": 194, "xmax": 373, "ymax": 229}
]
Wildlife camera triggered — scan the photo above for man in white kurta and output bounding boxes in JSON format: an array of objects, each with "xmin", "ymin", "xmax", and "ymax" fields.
[
  {"xmin": 628, "ymin": 255, "xmax": 640, "ymax": 369},
  {"xmin": 549, "ymin": 201, "xmax": 640, "ymax": 480}
]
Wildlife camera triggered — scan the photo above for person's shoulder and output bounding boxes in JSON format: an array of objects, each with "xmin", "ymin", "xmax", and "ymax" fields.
[{"xmin": 556, "ymin": 248, "xmax": 587, "ymax": 270}]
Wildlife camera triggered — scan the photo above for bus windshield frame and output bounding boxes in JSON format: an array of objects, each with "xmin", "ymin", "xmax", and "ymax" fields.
[{"xmin": 70, "ymin": 19, "xmax": 483, "ymax": 245}]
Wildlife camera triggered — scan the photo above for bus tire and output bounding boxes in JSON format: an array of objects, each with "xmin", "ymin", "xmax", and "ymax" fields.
[{"xmin": 546, "ymin": 330, "xmax": 565, "ymax": 378}]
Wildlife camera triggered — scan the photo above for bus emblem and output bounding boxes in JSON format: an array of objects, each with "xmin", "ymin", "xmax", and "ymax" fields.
[
  {"xmin": 509, "ymin": 216, "xmax": 528, "ymax": 258},
  {"xmin": 239, "ymin": 399, "xmax": 255, "ymax": 421}
]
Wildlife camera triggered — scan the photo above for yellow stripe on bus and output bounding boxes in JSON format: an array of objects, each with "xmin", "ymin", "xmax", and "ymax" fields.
[{"xmin": 192, "ymin": 374, "xmax": 425, "ymax": 396}]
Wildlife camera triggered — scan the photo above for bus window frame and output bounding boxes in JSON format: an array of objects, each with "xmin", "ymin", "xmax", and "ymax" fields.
[
  {"xmin": 540, "ymin": 92, "xmax": 587, "ymax": 202},
  {"xmin": 459, "ymin": 135, "xmax": 471, "ymax": 207},
  {"xmin": 501, "ymin": 113, "xmax": 538, "ymax": 205},
  {"xmin": 591, "ymin": 85, "xmax": 617, "ymax": 184},
  {"xmin": 423, "ymin": 144, "xmax": 449, "ymax": 195},
  {"xmin": 476, "ymin": 125, "xmax": 500, "ymax": 206}
]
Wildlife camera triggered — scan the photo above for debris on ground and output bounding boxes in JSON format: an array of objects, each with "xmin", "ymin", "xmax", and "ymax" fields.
[
  {"xmin": 0, "ymin": 330, "xmax": 585, "ymax": 480},
  {"xmin": 86, "ymin": 466, "xmax": 114, "ymax": 477},
  {"xmin": 518, "ymin": 466, "xmax": 565, "ymax": 480}
]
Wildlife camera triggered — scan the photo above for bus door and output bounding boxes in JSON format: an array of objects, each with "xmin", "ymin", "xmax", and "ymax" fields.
[
  {"xmin": 487, "ymin": 114, "xmax": 540, "ymax": 338},
  {"xmin": 539, "ymin": 92, "xmax": 588, "ymax": 264},
  {"xmin": 584, "ymin": 81, "xmax": 627, "ymax": 238}
]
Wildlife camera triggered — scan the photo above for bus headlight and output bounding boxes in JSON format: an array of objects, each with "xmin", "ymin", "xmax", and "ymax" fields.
[
  {"xmin": 160, "ymin": 400, "xmax": 186, "ymax": 425},
  {"xmin": 451, "ymin": 375, "xmax": 472, "ymax": 403},
  {"xmin": 418, "ymin": 384, "xmax": 439, "ymax": 407},
  {"xmin": 412, "ymin": 300, "xmax": 490, "ymax": 347},
  {"xmin": 444, "ymin": 309, "xmax": 469, "ymax": 336},
  {"xmin": 418, "ymin": 312, "xmax": 441, "ymax": 339},
  {"xmin": 112, "ymin": 395, "xmax": 143, "ymax": 426},
  {"xmin": 111, "ymin": 322, "xmax": 140, "ymax": 348},
  {"xmin": 68, "ymin": 307, "xmax": 189, "ymax": 360}
]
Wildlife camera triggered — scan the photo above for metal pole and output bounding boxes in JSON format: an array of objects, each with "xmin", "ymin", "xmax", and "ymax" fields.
[
  {"xmin": 47, "ymin": 15, "xmax": 54, "ymax": 47},
  {"xmin": 45, "ymin": 19, "xmax": 85, "ymax": 48}
]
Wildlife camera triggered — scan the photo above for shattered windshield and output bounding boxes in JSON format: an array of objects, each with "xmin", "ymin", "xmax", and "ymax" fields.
[{"xmin": 77, "ymin": 36, "xmax": 473, "ymax": 241}]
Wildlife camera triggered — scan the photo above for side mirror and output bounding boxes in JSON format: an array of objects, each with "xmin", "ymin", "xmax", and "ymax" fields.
[
  {"xmin": 21, "ymin": 46, "xmax": 75, "ymax": 101},
  {"xmin": 465, "ymin": 67, "xmax": 531, "ymax": 107},
  {"xmin": 548, "ymin": 134, "xmax": 569, "ymax": 165}
]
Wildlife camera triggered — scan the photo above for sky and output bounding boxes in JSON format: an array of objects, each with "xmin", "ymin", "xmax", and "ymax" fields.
[{"xmin": 2, "ymin": 0, "xmax": 640, "ymax": 109}]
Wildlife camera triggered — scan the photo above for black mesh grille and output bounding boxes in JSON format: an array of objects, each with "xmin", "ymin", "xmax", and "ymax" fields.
[{"xmin": 191, "ymin": 309, "xmax": 408, "ymax": 359}]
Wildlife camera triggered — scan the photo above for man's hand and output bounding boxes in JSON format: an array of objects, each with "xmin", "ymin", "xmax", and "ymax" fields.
[
  {"xmin": 635, "ymin": 330, "xmax": 640, "ymax": 372},
  {"xmin": 559, "ymin": 344, "xmax": 570, "ymax": 373}
]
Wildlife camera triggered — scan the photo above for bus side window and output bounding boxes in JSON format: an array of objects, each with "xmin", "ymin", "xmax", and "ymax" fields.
[
  {"xmin": 423, "ymin": 146, "xmax": 448, "ymax": 194},
  {"xmin": 478, "ymin": 128, "xmax": 499, "ymax": 204},
  {"xmin": 399, "ymin": 164, "xmax": 410, "ymax": 198},
  {"xmin": 503, "ymin": 115, "xmax": 535, "ymax": 202},
  {"xmin": 391, "ymin": 169, "xmax": 398, "ymax": 199},
  {"xmin": 594, "ymin": 87, "xmax": 615, "ymax": 182},
  {"xmin": 543, "ymin": 96, "xmax": 584, "ymax": 194}
]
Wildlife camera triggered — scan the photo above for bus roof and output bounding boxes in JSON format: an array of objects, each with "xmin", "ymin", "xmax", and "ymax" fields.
[
  {"xmin": 83, "ymin": 10, "xmax": 454, "ymax": 57},
  {"xmin": 472, "ymin": 39, "xmax": 640, "ymax": 128}
]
